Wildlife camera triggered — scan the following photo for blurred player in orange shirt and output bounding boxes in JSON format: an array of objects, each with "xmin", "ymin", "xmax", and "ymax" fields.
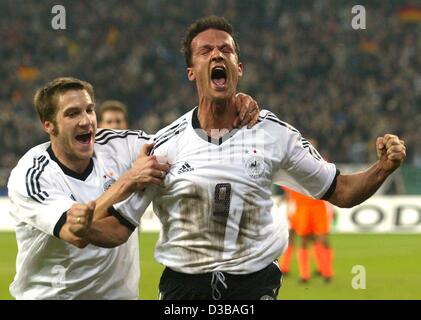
[{"xmin": 280, "ymin": 187, "xmax": 334, "ymax": 282}]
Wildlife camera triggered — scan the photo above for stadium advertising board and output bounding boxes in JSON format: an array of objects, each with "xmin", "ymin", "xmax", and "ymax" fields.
[
  {"xmin": 0, "ymin": 196, "xmax": 420, "ymax": 233},
  {"xmin": 333, "ymin": 196, "xmax": 421, "ymax": 233}
]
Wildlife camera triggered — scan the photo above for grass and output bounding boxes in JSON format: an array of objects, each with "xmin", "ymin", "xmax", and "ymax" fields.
[
  {"xmin": 1, "ymin": 232, "xmax": 421, "ymax": 300},
  {"xmin": 0, "ymin": 232, "xmax": 17, "ymax": 300}
]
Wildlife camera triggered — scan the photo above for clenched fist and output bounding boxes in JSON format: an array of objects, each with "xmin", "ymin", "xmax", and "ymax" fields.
[
  {"xmin": 376, "ymin": 134, "xmax": 406, "ymax": 173},
  {"xmin": 68, "ymin": 201, "xmax": 95, "ymax": 238}
]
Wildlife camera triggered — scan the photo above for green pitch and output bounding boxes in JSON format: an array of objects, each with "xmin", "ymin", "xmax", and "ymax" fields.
[{"xmin": 1, "ymin": 232, "xmax": 420, "ymax": 300}]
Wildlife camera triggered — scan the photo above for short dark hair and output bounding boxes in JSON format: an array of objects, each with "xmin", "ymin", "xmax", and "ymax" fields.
[
  {"xmin": 34, "ymin": 77, "xmax": 95, "ymax": 123},
  {"xmin": 181, "ymin": 15, "xmax": 240, "ymax": 67},
  {"xmin": 98, "ymin": 100, "xmax": 128, "ymax": 122}
]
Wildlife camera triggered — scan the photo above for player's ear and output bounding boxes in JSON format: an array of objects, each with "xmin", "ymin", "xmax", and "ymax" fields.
[
  {"xmin": 238, "ymin": 62, "xmax": 243, "ymax": 78},
  {"xmin": 43, "ymin": 120, "xmax": 56, "ymax": 136},
  {"xmin": 187, "ymin": 67, "xmax": 196, "ymax": 81}
]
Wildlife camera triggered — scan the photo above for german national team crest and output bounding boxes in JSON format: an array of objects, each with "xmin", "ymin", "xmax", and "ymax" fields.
[
  {"xmin": 244, "ymin": 155, "xmax": 265, "ymax": 179},
  {"xmin": 103, "ymin": 173, "xmax": 117, "ymax": 191}
]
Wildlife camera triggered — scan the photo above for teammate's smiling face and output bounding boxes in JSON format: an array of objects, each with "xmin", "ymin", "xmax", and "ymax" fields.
[
  {"xmin": 44, "ymin": 89, "xmax": 97, "ymax": 171},
  {"xmin": 187, "ymin": 28, "xmax": 243, "ymax": 103}
]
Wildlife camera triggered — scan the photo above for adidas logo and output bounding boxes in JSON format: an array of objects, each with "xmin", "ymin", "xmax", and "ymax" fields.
[{"xmin": 177, "ymin": 162, "xmax": 194, "ymax": 174}]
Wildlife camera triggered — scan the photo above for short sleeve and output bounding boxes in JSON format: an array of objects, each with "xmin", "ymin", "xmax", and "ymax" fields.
[
  {"xmin": 8, "ymin": 170, "xmax": 75, "ymax": 237},
  {"xmin": 272, "ymin": 129, "xmax": 337, "ymax": 199}
]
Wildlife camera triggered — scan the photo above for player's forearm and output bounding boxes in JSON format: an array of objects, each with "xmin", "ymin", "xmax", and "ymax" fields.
[
  {"xmin": 84, "ymin": 216, "xmax": 131, "ymax": 248},
  {"xmin": 59, "ymin": 223, "xmax": 89, "ymax": 248},
  {"xmin": 328, "ymin": 161, "xmax": 390, "ymax": 208},
  {"xmin": 93, "ymin": 172, "xmax": 136, "ymax": 221}
]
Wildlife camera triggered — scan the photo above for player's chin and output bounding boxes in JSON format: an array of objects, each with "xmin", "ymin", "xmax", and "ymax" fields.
[
  {"xmin": 74, "ymin": 144, "xmax": 94, "ymax": 159},
  {"xmin": 210, "ymin": 91, "xmax": 233, "ymax": 104}
]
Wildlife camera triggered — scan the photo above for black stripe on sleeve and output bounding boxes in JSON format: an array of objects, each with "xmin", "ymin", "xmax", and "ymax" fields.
[
  {"xmin": 26, "ymin": 158, "xmax": 40, "ymax": 203},
  {"xmin": 153, "ymin": 120, "xmax": 187, "ymax": 144},
  {"xmin": 95, "ymin": 129, "xmax": 145, "ymax": 142},
  {"xmin": 29, "ymin": 157, "xmax": 42, "ymax": 201},
  {"xmin": 53, "ymin": 211, "xmax": 68, "ymax": 238},
  {"xmin": 30, "ymin": 156, "xmax": 44, "ymax": 196},
  {"xmin": 25, "ymin": 156, "xmax": 50, "ymax": 203},
  {"xmin": 34, "ymin": 159, "xmax": 50, "ymax": 195},
  {"xmin": 151, "ymin": 129, "xmax": 182, "ymax": 154},
  {"xmin": 152, "ymin": 121, "xmax": 187, "ymax": 147},
  {"xmin": 265, "ymin": 114, "xmax": 300, "ymax": 133},
  {"xmin": 96, "ymin": 132, "xmax": 148, "ymax": 145},
  {"xmin": 321, "ymin": 169, "xmax": 340, "ymax": 200},
  {"xmin": 108, "ymin": 206, "xmax": 136, "ymax": 232},
  {"xmin": 149, "ymin": 122, "xmax": 188, "ymax": 155}
]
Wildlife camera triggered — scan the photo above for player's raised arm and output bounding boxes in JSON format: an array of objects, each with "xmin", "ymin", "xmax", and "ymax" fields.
[
  {"xmin": 67, "ymin": 143, "xmax": 169, "ymax": 247},
  {"xmin": 326, "ymin": 134, "xmax": 406, "ymax": 208}
]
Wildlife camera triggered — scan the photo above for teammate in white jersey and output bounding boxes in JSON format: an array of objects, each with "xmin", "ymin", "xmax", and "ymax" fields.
[
  {"xmin": 7, "ymin": 77, "xmax": 170, "ymax": 299},
  {"xmin": 74, "ymin": 16, "xmax": 406, "ymax": 300}
]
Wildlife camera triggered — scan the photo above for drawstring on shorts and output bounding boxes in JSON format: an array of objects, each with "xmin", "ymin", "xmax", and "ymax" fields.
[{"xmin": 210, "ymin": 271, "xmax": 228, "ymax": 300}]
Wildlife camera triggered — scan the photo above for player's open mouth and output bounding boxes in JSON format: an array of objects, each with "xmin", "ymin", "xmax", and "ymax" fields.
[
  {"xmin": 75, "ymin": 132, "xmax": 92, "ymax": 145},
  {"xmin": 211, "ymin": 66, "xmax": 227, "ymax": 88}
]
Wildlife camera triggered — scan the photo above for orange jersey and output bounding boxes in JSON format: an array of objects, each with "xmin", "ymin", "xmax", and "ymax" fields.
[{"xmin": 283, "ymin": 187, "xmax": 332, "ymax": 236}]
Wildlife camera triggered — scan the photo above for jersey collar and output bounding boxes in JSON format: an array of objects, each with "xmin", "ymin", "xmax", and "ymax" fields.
[
  {"xmin": 191, "ymin": 107, "xmax": 241, "ymax": 146},
  {"xmin": 47, "ymin": 145, "xmax": 94, "ymax": 181}
]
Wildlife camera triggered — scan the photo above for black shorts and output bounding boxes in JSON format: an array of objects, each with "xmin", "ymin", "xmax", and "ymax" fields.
[{"xmin": 158, "ymin": 261, "xmax": 282, "ymax": 300}]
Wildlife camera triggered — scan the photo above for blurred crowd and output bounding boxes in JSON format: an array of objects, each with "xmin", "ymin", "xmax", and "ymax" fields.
[{"xmin": 0, "ymin": 0, "xmax": 420, "ymax": 178}]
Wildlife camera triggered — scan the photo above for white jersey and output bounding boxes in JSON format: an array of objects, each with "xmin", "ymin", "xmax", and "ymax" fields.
[
  {"xmin": 7, "ymin": 128, "xmax": 149, "ymax": 299},
  {"xmin": 115, "ymin": 109, "xmax": 337, "ymax": 274}
]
